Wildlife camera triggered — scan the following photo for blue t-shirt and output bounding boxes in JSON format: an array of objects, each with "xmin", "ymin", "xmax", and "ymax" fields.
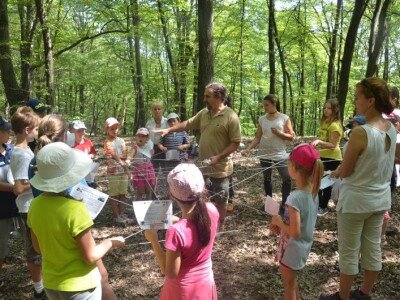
[
  {"xmin": 281, "ymin": 190, "xmax": 318, "ymax": 270},
  {"xmin": 160, "ymin": 131, "xmax": 188, "ymax": 161},
  {"xmin": 0, "ymin": 143, "xmax": 18, "ymax": 218}
]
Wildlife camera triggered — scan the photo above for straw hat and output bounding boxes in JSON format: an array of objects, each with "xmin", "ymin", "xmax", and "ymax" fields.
[{"xmin": 30, "ymin": 142, "xmax": 93, "ymax": 193}]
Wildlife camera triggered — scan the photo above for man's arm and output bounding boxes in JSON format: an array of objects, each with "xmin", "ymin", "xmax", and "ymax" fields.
[
  {"xmin": 154, "ymin": 120, "xmax": 189, "ymax": 137},
  {"xmin": 209, "ymin": 142, "xmax": 240, "ymax": 165}
]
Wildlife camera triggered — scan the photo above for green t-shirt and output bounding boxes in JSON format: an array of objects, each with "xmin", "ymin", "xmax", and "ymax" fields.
[
  {"xmin": 318, "ymin": 120, "xmax": 343, "ymax": 160},
  {"xmin": 28, "ymin": 194, "xmax": 101, "ymax": 291}
]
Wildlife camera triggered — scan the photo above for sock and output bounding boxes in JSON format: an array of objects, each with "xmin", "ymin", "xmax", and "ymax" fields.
[{"xmin": 33, "ymin": 280, "xmax": 44, "ymax": 293}]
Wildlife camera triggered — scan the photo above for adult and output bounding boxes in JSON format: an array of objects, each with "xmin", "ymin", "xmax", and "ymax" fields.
[
  {"xmin": 242, "ymin": 94, "xmax": 295, "ymax": 213},
  {"xmin": 312, "ymin": 99, "xmax": 343, "ymax": 216},
  {"xmin": 320, "ymin": 77, "xmax": 397, "ymax": 300},
  {"xmin": 144, "ymin": 164, "xmax": 219, "ymax": 299},
  {"xmin": 145, "ymin": 101, "xmax": 168, "ymax": 172},
  {"xmin": 156, "ymin": 82, "xmax": 241, "ymax": 227}
]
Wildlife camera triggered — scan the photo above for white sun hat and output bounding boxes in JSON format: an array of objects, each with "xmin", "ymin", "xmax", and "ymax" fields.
[{"xmin": 30, "ymin": 142, "xmax": 93, "ymax": 193}]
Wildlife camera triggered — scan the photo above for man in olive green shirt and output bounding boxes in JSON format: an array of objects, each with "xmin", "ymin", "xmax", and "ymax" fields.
[{"xmin": 156, "ymin": 83, "xmax": 241, "ymax": 227}]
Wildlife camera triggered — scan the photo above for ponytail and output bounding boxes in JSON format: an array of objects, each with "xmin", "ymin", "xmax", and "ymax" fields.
[
  {"xmin": 189, "ymin": 196, "xmax": 211, "ymax": 248},
  {"xmin": 311, "ymin": 159, "xmax": 324, "ymax": 199}
]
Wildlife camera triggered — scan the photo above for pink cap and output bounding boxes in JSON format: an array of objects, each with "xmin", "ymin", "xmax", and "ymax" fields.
[
  {"xmin": 290, "ymin": 143, "xmax": 320, "ymax": 169},
  {"xmin": 167, "ymin": 164, "xmax": 205, "ymax": 201},
  {"xmin": 136, "ymin": 127, "xmax": 149, "ymax": 136},
  {"xmin": 104, "ymin": 117, "xmax": 119, "ymax": 129}
]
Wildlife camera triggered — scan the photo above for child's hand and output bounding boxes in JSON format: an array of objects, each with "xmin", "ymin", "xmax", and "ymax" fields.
[
  {"xmin": 271, "ymin": 215, "xmax": 283, "ymax": 227},
  {"xmin": 158, "ymin": 145, "xmax": 167, "ymax": 152},
  {"xmin": 144, "ymin": 229, "xmax": 159, "ymax": 243},
  {"xmin": 177, "ymin": 145, "xmax": 186, "ymax": 151},
  {"xmin": 110, "ymin": 236, "xmax": 125, "ymax": 248},
  {"xmin": 269, "ymin": 224, "xmax": 280, "ymax": 235}
]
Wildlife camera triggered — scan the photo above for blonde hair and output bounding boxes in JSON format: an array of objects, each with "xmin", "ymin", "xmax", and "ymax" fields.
[
  {"xmin": 151, "ymin": 101, "xmax": 163, "ymax": 110},
  {"xmin": 291, "ymin": 159, "xmax": 324, "ymax": 199},
  {"xmin": 37, "ymin": 114, "xmax": 67, "ymax": 151},
  {"xmin": 11, "ymin": 106, "xmax": 40, "ymax": 134}
]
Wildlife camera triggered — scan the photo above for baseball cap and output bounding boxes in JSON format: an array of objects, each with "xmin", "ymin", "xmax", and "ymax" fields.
[
  {"xmin": 167, "ymin": 112, "xmax": 179, "ymax": 121},
  {"xmin": 72, "ymin": 120, "xmax": 87, "ymax": 130},
  {"xmin": 104, "ymin": 117, "xmax": 119, "ymax": 129},
  {"xmin": 136, "ymin": 127, "xmax": 149, "ymax": 136},
  {"xmin": 289, "ymin": 144, "xmax": 320, "ymax": 170},
  {"xmin": 346, "ymin": 115, "xmax": 366, "ymax": 129},
  {"xmin": 0, "ymin": 116, "xmax": 12, "ymax": 131},
  {"xmin": 167, "ymin": 163, "xmax": 205, "ymax": 201},
  {"xmin": 26, "ymin": 99, "xmax": 50, "ymax": 112}
]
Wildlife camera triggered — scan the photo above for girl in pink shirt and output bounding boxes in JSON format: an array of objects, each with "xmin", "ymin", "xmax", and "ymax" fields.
[{"xmin": 145, "ymin": 163, "xmax": 220, "ymax": 300}]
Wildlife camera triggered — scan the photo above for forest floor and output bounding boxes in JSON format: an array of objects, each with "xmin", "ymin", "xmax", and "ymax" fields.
[{"xmin": 1, "ymin": 137, "xmax": 399, "ymax": 299}]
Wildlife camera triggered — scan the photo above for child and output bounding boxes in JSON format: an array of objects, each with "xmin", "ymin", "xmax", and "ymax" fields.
[
  {"xmin": 72, "ymin": 120, "xmax": 96, "ymax": 159},
  {"xmin": 144, "ymin": 163, "xmax": 219, "ymax": 299},
  {"xmin": 28, "ymin": 142, "xmax": 125, "ymax": 299},
  {"xmin": 0, "ymin": 117, "xmax": 19, "ymax": 287},
  {"xmin": 103, "ymin": 117, "xmax": 131, "ymax": 225},
  {"xmin": 131, "ymin": 128, "xmax": 156, "ymax": 200},
  {"xmin": 270, "ymin": 144, "xmax": 323, "ymax": 300},
  {"xmin": 9, "ymin": 106, "xmax": 45, "ymax": 299},
  {"xmin": 157, "ymin": 113, "xmax": 190, "ymax": 171}
]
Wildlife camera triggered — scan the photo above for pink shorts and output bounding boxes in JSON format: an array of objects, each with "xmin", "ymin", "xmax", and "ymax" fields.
[{"xmin": 132, "ymin": 161, "xmax": 156, "ymax": 190}]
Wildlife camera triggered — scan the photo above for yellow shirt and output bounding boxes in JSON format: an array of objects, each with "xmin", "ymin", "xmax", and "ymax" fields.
[
  {"xmin": 28, "ymin": 194, "xmax": 101, "ymax": 291},
  {"xmin": 318, "ymin": 120, "xmax": 343, "ymax": 160},
  {"xmin": 187, "ymin": 107, "xmax": 241, "ymax": 178}
]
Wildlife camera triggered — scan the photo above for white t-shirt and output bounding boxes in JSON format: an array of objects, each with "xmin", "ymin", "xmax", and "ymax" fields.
[
  {"xmin": 258, "ymin": 113, "xmax": 290, "ymax": 161},
  {"xmin": 145, "ymin": 117, "xmax": 168, "ymax": 145},
  {"xmin": 10, "ymin": 146, "xmax": 34, "ymax": 213}
]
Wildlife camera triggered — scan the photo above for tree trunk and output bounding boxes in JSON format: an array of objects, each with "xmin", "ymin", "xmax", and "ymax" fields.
[
  {"xmin": 337, "ymin": 0, "xmax": 368, "ymax": 120},
  {"xmin": 35, "ymin": 0, "xmax": 55, "ymax": 106},
  {"xmin": 131, "ymin": 0, "xmax": 145, "ymax": 131},
  {"xmin": 0, "ymin": 0, "xmax": 29, "ymax": 108},
  {"xmin": 18, "ymin": 3, "xmax": 37, "ymax": 93},
  {"xmin": 325, "ymin": 0, "xmax": 342, "ymax": 100},
  {"xmin": 383, "ymin": 31, "xmax": 389, "ymax": 81},
  {"xmin": 267, "ymin": 0, "xmax": 276, "ymax": 94},
  {"xmin": 196, "ymin": 0, "xmax": 213, "ymax": 113},
  {"xmin": 237, "ymin": 0, "xmax": 246, "ymax": 115},
  {"xmin": 365, "ymin": 0, "xmax": 391, "ymax": 77}
]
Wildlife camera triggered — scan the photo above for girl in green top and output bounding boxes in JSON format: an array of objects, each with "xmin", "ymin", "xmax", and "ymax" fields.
[{"xmin": 312, "ymin": 99, "xmax": 343, "ymax": 216}]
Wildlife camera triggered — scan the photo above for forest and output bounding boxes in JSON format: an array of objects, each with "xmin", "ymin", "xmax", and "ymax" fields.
[{"xmin": 0, "ymin": 0, "xmax": 399, "ymax": 135}]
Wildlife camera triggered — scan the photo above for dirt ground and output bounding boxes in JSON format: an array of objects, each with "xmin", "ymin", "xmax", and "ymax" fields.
[{"xmin": 1, "ymin": 138, "xmax": 399, "ymax": 299}]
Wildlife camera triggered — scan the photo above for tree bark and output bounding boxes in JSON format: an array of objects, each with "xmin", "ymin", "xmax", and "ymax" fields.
[
  {"xmin": 35, "ymin": 0, "xmax": 55, "ymax": 106},
  {"xmin": 0, "ymin": 0, "xmax": 29, "ymax": 108},
  {"xmin": 325, "ymin": 0, "xmax": 342, "ymax": 100},
  {"xmin": 196, "ymin": 0, "xmax": 213, "ymax": 113},
  {"xmin": 337, "ymin": 0, "xmax": 368, "ymax": 119},
  {"xmin": 365, "ymin": 0, "xmax": 391, "ymax": 77},
  {"xmin": 267, "ymin": 0, "xmax": 276, "ymax": 94}
]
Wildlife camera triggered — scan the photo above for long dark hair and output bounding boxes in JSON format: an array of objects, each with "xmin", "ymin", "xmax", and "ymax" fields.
[{"xmin": 181, "ymin": 195, "xmax": 211, "ymax": 248}]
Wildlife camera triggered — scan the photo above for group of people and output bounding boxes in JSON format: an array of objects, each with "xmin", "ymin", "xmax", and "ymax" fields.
[{"xmin": 0, "ymin": 78, "xmax": 399, "ymax": 300}]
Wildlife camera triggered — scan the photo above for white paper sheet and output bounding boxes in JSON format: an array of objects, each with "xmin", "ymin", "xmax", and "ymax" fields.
[
  {"xmin": 132, "ymin": 200, "xmax": 173, "ymax": 230},
  {"xmin": 85, "ymin": 162, "xmax": 100, "ymax": 183},
  {"xmin": 264, "ymin": 195, "xmax": 280, "ymax": 216},
  {"xmin": 165, "ymin": 149, "xmax": 179, "ymax": 161},
  {"xmin": 320, "ymin": 175, "xmax": 337, "ymax": 190},
  {"xmin": 68, "ymin": 183, "xmax": 108, "ymax": 219}
]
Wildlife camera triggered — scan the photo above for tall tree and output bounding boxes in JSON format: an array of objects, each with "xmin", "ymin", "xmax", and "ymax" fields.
[
  {"xmin": 0, "ymin": 0, "xmax": 29, "ymax": 107},
  {"xmin": 365, "ymin": 0, "xmax": 392, "ymax": 77},
  {"xmin": 337, "ymin": 0, "xmax": 369, "ymax": 119},
  {"xmin": 196, "ymin": 0, "xmax": 213, "ymax": 113},
  {"xmin": 35, "ymin": 0, "xmax": 55, "ymax": 105},
  {"xmin": 325, "ymin": 0, "xmax": 343, "ymax": 100},
  {"xmin": 267, "ymin": 0, "xmax": 276, "ymax": 94}
]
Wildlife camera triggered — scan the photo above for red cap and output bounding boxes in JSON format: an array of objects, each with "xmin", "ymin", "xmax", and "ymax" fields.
[{"xmin": 289, "ymin": 143, "xmax": 320, "ymax": 169}]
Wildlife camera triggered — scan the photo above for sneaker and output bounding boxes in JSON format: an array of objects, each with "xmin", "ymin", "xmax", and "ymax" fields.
[
  {"xmin": 318, "ymin": 208, "xmax": 329, "ymax": 216},
  {"xmin": 350, "ymin": 288, "xmax": 371, "ymax": 300},
  {"xmin": 33, "ymin": 289, "xmax": 47, "ymax": 299},
  {"xmin": 114, "ymin": 216, "xmax": 126, "ymax": 226},
  {"xmin": 319, "ymin": 292, "xmax": 342, "ymax": 300}
]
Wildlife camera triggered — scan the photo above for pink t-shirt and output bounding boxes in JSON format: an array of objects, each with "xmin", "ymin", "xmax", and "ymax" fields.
[{"xmin": 160, "ymin": 202, "xmax": 219, "ymax": 300}]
